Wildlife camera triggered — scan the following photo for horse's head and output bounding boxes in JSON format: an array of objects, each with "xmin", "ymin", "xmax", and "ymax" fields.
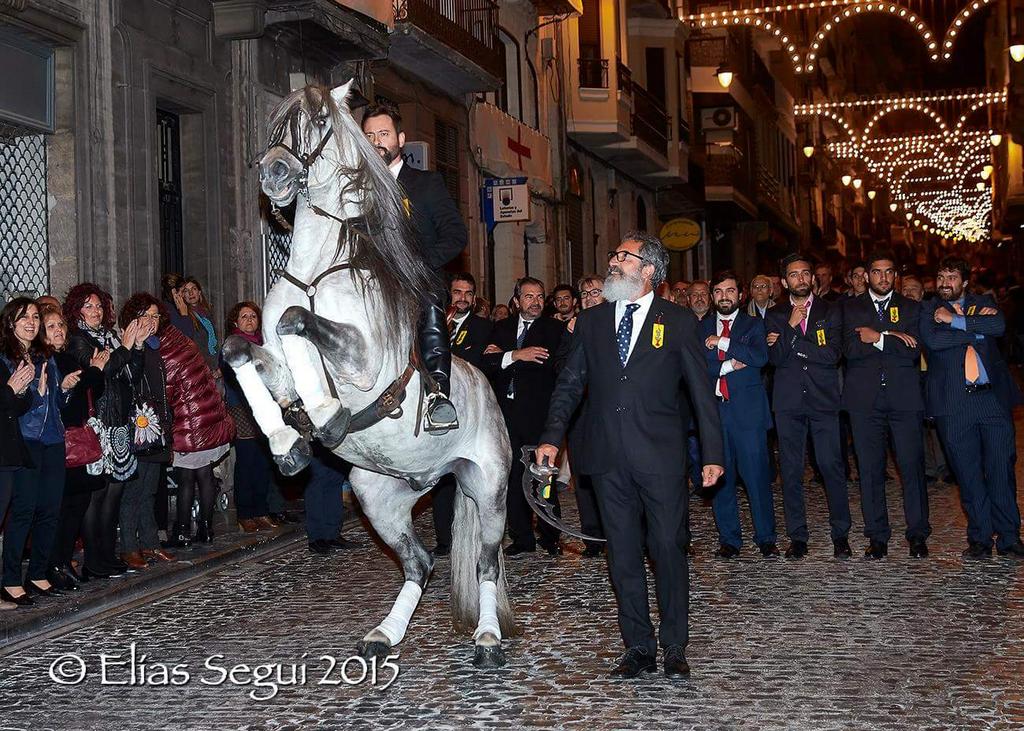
[{"xmin": 260, "ymin": 81, "xmax": 360, "ymax": 208}]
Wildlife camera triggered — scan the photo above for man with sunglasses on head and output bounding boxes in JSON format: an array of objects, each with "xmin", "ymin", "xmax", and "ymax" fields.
[
  {"xmin": 362, "ymin": 102, "xmax": 467, "ymax": 434},
  {"xmin": 535, "ymin": 232, "xmax": 724, "ymax": 680}
]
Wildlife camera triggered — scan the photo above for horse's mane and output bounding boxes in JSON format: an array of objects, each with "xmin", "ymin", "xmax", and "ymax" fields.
[{"xmin": 267, "ymin": 85, "xmax": 438, "ymax": 355}]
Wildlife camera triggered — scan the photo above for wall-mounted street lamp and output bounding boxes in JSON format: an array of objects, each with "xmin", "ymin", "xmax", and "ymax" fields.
[{"xmin": 715, "ymin": 62, "xmax": 734, "ymax": 90}]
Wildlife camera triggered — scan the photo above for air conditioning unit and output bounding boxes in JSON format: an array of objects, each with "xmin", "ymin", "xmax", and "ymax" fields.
[{"xmin": 701, "ymin": 106, "xmax": 737, "ymax": 131}]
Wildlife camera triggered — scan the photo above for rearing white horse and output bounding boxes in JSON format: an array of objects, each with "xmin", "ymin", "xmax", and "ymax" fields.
[{"xmin": 222, "ymin": 82, "xmax": 514, "ymax": 668}]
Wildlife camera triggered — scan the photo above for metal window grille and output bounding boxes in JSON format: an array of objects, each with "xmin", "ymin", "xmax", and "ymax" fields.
[
  {"xmin": 157, "ymin": 110, "xmax": 184, "ymax": 276},
  {"xmin": 434, "ymin": 119, "xmax": 460, "ymax": 206},
  {"xmin": 261, "ymin": 214, "xmax": 292, "ymax": 296},
  {"xmin": 0, "ymin": 134, "xmax": 49, "ymax": 300}
]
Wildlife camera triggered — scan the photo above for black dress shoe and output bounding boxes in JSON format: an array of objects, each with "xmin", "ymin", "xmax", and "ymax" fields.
[
  {"xmin": 194, "ymin": 519, "xmax": 214, "ymax": 544},
  {"xmin": 715, "ymin": 544, "xmax": 740, "ymax": 559},
  {"xmin": 833, "ymin": 538, "xmax": 852, "ymax": 559},
  {"xmin": 865, "ymin": 540, "xmax": 888, "ymax": 560},
  {"xmin": 0, "ymin": 587, "xmax": 33, "ymax": 606},
  {"xmin": 759, "ymin": 542, "xmax": 780, "ymax": 557},
  {"xmin": 47, "ymin": 566, "xmax": 79, "ymax": 592},
  {"xmin": 581, "ymin": 545, "xmax": 604, "ymax": 558},
  {"xmin": 964, "ymin": 541, "xmax": 993, "ymax": 559},
  {"xmin": 25, "ymin": 580, "xmax": 63, "ymax": 597},
  {"xmin": 503, "ymin": 544, "xmax": 535, "ymax": 558},
  {"xmin": 996, "ymin": 542, "xmax": 1024, "ymax": 558},
  {"xmin": 785, "ymin": 540, "xmax": 808, "ymax": 559},
  {"xmin": 432, "ymin": 544, "xmax": 451, "ymax": 557},
  {"xmin": 542, "ymin": 543, "xmax": 563, "ymax": 556},
  {"xmin": 663, "ymin": 645, "xmax": 691, "ymax": 678},
  {"xmin": 271, "ymin": 512, "xmax": 299, "ymax": 524},
  {"xmin": 609, "ymin": 647, "xmax": 657, "ymax": 678},
  {"xmin": 308, "ymin": 539, "xmax": 332, "ymax": 555},
  {"xmin": 909, "ymin": 538, "xmax": 929, "ymax": 558},
  {"xmin": 106, "ymin": 560, "xmax": 133, "ymax": 574},
  {"xmin": 328, "ymin": 536, "xmax": 353, "ymax": 551}
]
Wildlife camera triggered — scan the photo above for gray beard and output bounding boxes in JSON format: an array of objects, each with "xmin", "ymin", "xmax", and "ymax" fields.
[{"xmin": 603, "ymin": 273, "xmax": 644, "ymax": 302}]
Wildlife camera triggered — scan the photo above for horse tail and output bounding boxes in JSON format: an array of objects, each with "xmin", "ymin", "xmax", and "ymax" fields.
[{"xmin": 450, "ymin": 485, "xmax": 515, "ymax": 636}]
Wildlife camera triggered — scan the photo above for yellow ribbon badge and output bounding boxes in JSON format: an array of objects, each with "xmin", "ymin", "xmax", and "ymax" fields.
[
  {"xmin": 652, "ymin": 323, "xmax": 664, "ymax": 349},
  {"xmin": 402, "ymin": 197, "xmax": 412, "ymax": 218},
  {"xmin": 816, "ymin": 328, "xmax": 826, "ymax": 346},
  {"xmin": 967, "ymin": 305, "xmax": 976, "ymax": 316},
  {"xmin": 889, "ymin": 306, "xmax": 899, "ymax": 324},
  {"xmin": 456, "ymin": 330, "xmax": 467, "ymax": 345}
]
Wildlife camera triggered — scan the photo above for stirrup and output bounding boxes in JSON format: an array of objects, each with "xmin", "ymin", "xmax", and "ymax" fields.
[{"xmin": 423, "ymin": 392, "xmax": 459, "ymax": 435}]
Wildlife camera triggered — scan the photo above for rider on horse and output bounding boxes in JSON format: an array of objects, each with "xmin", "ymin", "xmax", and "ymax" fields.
[{"xmin": 361, "ymin": 102, "xmax": 467, "ymax": 434}]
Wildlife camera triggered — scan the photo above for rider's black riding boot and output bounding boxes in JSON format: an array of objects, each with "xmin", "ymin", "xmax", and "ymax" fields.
[{"xmin": 418, "ymin": 291, "xmax": 459, "ymax": 434}]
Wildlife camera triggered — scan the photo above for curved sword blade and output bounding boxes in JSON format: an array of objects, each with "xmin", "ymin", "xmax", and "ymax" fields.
[{"xmin": 520, "ymin": 446, "xmax": 606, "ymax": 544}]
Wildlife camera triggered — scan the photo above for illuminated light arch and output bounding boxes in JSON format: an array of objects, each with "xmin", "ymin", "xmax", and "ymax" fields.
[
  {"xmin": 862, "ymin": 102, "xmax": 947, "ymax": 139},
  {"xmin": 700, "ymin": 15, "xmax": 798, "ymax": 69},
  {"xmin": 803, "ymin": 2, "xmax": 939, "ymax": 72},
  {"xmin": 953, "ymin": 94, "xmax": 1006, "ymax": 135},
  {"xmin": 940, "ymin": 0, "xmax": 995, "ymax": 61}
]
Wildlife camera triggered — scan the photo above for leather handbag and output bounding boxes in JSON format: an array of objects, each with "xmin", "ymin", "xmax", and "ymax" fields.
[{"xmin": 65, "ymin": 389, "xmax": 102, "ymax": 468}]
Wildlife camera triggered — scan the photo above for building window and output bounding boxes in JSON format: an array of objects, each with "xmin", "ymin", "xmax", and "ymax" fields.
[
  {"xmin": 498, "ymin": 29, "xmax": 522, "ymax": 122},
  {"xmin": 637, "ymin": 195, "xmax": 647, "ymax": 232},
  {"xmin": 0, "ymin": 134, "xmax": 49, "ymax": 299},
  {"xmin": 434, "ymin": 119, "xmax": 460, "ymax": 205},
  {"xmin": 157, "ymin": 109, "xmax": 184, "ymax": 276}
]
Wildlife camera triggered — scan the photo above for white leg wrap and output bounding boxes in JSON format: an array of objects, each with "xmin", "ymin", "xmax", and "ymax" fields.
[
  {"xmin": 373, "ymin": 581, "xmax": 423, "ymax": 646},
  {"xmin": 280, "ymin": 335, "xmax": 330, "ymax": 417},
  {"xmin": 267, "ymin": 426, "xmax": 301, "ymax": 457},
  {"xmin": 307, "ymin": 397, "xmax": 343, "ymax": 429},
  {"xmin": 473, "ymin": 580, "xmax": 501, "ymax": 642},
  {"xmin": 234, "ymin": 362, "xmax": 287, "ymax": 436}
]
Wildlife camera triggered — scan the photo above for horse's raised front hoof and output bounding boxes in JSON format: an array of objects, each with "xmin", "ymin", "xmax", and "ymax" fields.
[
  {"xmin": 357, "ymin": 639, "xmax": 393, "ymax": 661},
  {"xmin": 273, "ymin": 437, "xmax": 312, "ymax": 476},
  {"xmin": 315, "ymin": 405, "xmax": 352, "ymax": 450},
  {"xmin": 473, "ymin": 643, "xmax": 506, "ymax": 669}
]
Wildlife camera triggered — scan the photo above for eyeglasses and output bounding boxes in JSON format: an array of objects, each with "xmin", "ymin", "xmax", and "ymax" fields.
[
  {"xmin": 608, "ymin": 250, "xmax": 645, "ymax": 264},
  {"xmin": 751, "ymin": 283, "xmax": 770, "ymax": 290},
  {"xmin": 580, "ymin": 288, "xmax": 603, "ymax": 298}
]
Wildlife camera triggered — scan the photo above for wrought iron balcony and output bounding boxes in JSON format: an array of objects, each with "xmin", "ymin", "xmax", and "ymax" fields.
[
  {"xmin": 391, "ymin": 0, "xmax": 504, "ymax": 91},
  {"xmin": 631, "ymin": 83, "xmax": 668, "ymax": 156},
  {"xmin": 578, "ymin": 58, "xmax": 609, "ymax": 89}
]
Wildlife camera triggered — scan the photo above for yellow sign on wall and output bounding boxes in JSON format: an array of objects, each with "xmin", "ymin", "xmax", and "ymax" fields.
[{"xmin": 659, "ymin": 218, "xmax": 702, "ymax": 252}]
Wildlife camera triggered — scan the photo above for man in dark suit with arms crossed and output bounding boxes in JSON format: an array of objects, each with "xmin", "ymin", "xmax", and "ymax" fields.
[
  {"xmin": 535, "ymin": 232, "xmax": 725, "ymax": 679},
  {"xmin": 919, "ymin": 256, "xmax": 1024, "ymax": 558},
  {"xmin": 842, "ymin": 250, "xmax": 930, "ymax": 559}
]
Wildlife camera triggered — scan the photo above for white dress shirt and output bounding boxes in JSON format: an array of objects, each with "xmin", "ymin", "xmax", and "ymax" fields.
[
  {"xmin": 388, "ymin": 158, "xmax": 404, "ymax": 179},
  {"xmin": 451, "ymin": 311, "xmax": 470, "ymax": 343},
  {"xmin": 613, "ymin": 290, "xmax": 655, "ymax": 365},
  {"xmin": 868, "ymin": 290, "xmax": 892, "ymax": 351},
  {"xmin": 715, "ymin": 311, "xmax": 739, "ymax": 397},
  {"xmin": 501, "ymin": 315, "xmax": 538, "ymax": 370}
]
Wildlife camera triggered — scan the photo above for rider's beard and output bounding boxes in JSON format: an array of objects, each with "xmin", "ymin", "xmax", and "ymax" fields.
[
  {"xmin": 603, "ymin": 268, "xmax": 645, "ymax": 303},
  {"xmin": 376, "ymin": 144, "xmax": 400, "ymax": 165}
]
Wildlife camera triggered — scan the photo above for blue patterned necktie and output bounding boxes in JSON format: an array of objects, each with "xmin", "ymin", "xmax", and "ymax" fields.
[
  {"xmin": 876, "ymin": 298, "xmax": 889, "ymax": 322},
  {"xmin": 507, "ymin": 320, "xmax": 532, "ymax": 397},
  {"xmin": 617, "ymin": 303, "xmax": 641, "ymax": 366}
]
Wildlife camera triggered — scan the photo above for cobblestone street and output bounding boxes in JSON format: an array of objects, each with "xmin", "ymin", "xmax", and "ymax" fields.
[{"xmin": 1, "ymin": 472, "xmax": 1023, "ymax": 730}]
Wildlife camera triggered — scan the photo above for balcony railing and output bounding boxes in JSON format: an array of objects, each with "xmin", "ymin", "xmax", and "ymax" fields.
[
  {"xmin": 617, "ymin": 59, "xmax": 632, "ymax": 97},
  {"xmin": 397, "ymin": 0, "xmax": 503, "ymax": 79},
  {"xmin": 578, "ymin": 58, "xmax": 609, "ymax": 88},
  {"xmin": 631, "ymin": 83, "xmax": 668, "ymax": 156}
]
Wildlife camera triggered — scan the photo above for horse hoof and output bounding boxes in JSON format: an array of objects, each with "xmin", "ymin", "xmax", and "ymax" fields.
[
  {"xmin": 315, "ymin": 405, "xmax": 352, "ymax": 449},
  {"xmin": 273, "ymin": 438, "xmax": 312, "ymax": 476},
  {"xmin": 357, "ymin": 640, "xmax": 393, "ymax": 661},
  {"xmin": 473, "ymin": 644, "xmax": 506, "ymax": 669}
]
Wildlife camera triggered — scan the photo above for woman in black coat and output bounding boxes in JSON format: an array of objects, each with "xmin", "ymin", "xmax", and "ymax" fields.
[
  {"xmin": 0, "ymin": 357, "xmax": 34, "ymax": 610},
  {"xmin": 63, "ymin": 283, "xmax": 150, "ymax": 579},
  {"xmin": 40, "ymin": 306, "xmax": 107, "ymax": 590}
]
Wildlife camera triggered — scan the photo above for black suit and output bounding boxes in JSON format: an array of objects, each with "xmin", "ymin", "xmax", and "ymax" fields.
[
  {"xmin": 919, "ymin": 294, "xmax": 1022, "ymax": 550},
  {"xmin": 432, "ymin": 312, "xmax": 494, "ymax": 550},
  {"xmin": 539, "ymin": 298, "xmax": 724, "ymax": 654},
  {"xmin": 842, "ymin": 291, "xmax": 929, "ymax": 544},
  {"xmin": 766, "ymin": 298, "xmax": 851, "ymax": 544},
  {"xmin": 397, "ymin": 164, "xmax": 467, "ymax": 270},
  {"xmin": 450, "ymin": 313, "xmax": 493, "ymax": 369},
  {"xmin": 484, "ymin": 315, "xmax": 566, "ymax": 550}
]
